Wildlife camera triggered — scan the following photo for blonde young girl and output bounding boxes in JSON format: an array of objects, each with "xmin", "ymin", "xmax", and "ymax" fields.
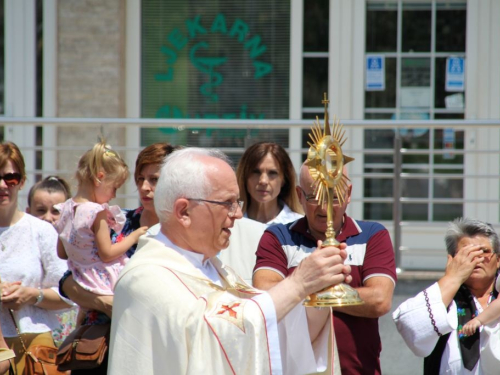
[{"xmin": 55, "ymin": 142, "xmax": 147, "ymax": 306}]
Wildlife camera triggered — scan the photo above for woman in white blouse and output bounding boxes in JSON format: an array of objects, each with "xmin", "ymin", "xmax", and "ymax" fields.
[
  {"xmin": 0, "ymin": 142, "xmax": 71, "ymax": 374},
  {"xmin": 393, "ymin": 218, "xmax": 500, "ymax": 375},
  {"xmin": 236, "ymin": 142, "xmax": 303, "ymax": 225}
]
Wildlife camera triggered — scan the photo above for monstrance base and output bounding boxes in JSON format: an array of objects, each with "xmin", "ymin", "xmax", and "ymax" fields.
[{"xmin": 303, "ymin": 283, "xmax": 365, "ymax": 307}]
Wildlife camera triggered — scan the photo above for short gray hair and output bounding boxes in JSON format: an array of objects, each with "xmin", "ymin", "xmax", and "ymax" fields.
[
  {"xmin": 445, "ymin": 217, "xmax": 500, "ymax": 257},
  {"xmin": 154, "ymin": 147, "xmax": 232, "ymax": 223}
]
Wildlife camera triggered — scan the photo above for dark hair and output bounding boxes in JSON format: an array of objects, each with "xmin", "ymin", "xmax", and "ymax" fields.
[
  {"xmin": 236, "ymin": 142, "xmax": 302, "ymax": 214},
  {"xmin": 445, "ymin": 217, "xmax": 500, "ymax": 257},
  {"xmin": 134, "ymin": 143, "xmax": 178, "ymax": 185},
  {"xmin": 27, "ymin": 176, "xmax": 72, "ymax": 207},
  {"xmin": 0, "ymin": 142, "xmax": 26, "ymax": 181}
]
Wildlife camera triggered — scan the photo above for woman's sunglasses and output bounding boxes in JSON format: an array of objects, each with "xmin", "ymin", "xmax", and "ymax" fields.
[{"xmin": 0, "ymin": 173, "xmax": 22, "ymax": 187}]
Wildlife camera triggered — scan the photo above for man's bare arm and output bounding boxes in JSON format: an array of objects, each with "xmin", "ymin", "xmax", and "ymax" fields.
[
  {"xmin": 255, "ymin": 262, "xmax": 394, "ymax": 318},
  {"xmin": 265, "ymin": 243, "xmax": 350, "ymax": 322},
  {"xmin": 254, "ymin": 242, "xmax": 351, "ymax": 347},
  {"xmin": 61, "ymin": 274, "xmax": 113, "ymax": 317},
  {"xmin": 331, "ymin": 276, "xmax": 394, "ymax": 318},
  {"xmin": 253, "ymin": 269, "xmax": 284, "ymax": 290},
  {"xmin": 306, "ymin": 307, "xmax": 331, "ymax": 342},
  {"xmin": 254, "ymin": 267, "xmax": 332, "ymax": 341}
]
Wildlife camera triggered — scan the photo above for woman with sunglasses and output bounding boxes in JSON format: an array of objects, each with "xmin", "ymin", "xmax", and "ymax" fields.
[
  {"xmin": 0, "ymin": 142, "xmax": 72, "ymax": 374},
  {"xmin": 236, "ymin": 142, "xmax": 303, "ymax": 225}
]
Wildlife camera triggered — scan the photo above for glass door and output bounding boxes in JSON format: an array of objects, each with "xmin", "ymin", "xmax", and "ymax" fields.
[{"xmin": 364, "ymin": 0, "xmax": 467, "ymax": 222}]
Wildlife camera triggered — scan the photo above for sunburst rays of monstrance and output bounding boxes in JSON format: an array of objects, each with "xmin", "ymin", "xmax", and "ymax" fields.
[{"xmin": 303, "ymin": 93, "xmax": 364, "ymax": 307}]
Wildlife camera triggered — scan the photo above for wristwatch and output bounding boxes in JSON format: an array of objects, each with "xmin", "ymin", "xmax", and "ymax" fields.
[{"xmin": 34, "ymin": 288, "xmax": 44, "ymax": 306}]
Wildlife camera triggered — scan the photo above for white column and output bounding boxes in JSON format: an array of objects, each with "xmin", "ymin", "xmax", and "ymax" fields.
[
  {"xmin": 329, "ymin": 0, "xmax": 365, "ymax": 220},
  {"xmin": 43, "ymin": 0, "xmax": 58, "ymax": 176},
  {"xmin": 288, "ymin": 0, "xmax": 304, "ymax": 174},
  {"xmin": 4, "ymin": 0, "xmax": 37, "ymax": 208},
  {"xmin": 464, "ymin": 0, "xmax": 500, "ymax": 223},
  {"xmin": 125, "ymin": 0, "xmax": 142, "ymax": 209}
]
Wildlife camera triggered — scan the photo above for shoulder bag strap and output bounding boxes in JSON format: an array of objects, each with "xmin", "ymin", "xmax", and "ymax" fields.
[{"xmin": 7, "ymin": 310, "xmax": 28, "ymax": 354}]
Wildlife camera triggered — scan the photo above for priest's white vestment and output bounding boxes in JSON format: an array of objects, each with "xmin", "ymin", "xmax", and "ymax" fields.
[{"xmin": 108, "ymin": 234, "xmax": 340, "ymax": 375}]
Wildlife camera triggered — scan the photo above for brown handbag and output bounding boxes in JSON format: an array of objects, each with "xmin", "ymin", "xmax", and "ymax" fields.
[
  {"xmin": 56, "ymin": 323, "xmax": 110, "ymax": 371},
  {"xmin": 8, "ymin": 309, "xmax": 68, "ymax": 375}
]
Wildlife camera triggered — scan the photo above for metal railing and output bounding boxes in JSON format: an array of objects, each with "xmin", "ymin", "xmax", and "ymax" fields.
[{"xmin": 2, "ymin": 117, "xmax": 500, "ymax": 271}]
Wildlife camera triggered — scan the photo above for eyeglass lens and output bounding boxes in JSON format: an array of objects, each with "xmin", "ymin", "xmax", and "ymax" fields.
[{"xmin": 228, "ymin": 201, "xmax": 244, "ymax": 217}]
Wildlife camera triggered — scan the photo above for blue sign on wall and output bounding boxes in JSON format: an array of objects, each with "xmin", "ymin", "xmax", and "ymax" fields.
[
  {"xmin": 366, "ymin": 55, "xmax": 385, "ymax": 91},
  {"xmin": 445, "ymin": 57, "xmax": 465, "ymax": 92}
]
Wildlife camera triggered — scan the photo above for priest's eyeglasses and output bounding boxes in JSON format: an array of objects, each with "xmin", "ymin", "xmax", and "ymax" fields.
[{"xmin": 187, "ymin": 198, "xmax": 244, "ymax": 217}]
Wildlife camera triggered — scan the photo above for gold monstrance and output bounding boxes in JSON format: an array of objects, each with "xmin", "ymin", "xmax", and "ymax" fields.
[{"xmin": 303, "ymin": 93, "xmax": 364, "ymax": 307}]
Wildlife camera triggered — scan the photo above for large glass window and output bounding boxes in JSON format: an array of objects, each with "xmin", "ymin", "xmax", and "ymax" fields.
[
  {"xmin": 302, "ymin": 0, "xmax": 328, "ymax": 119},
  {"xmin": 364, "ymin": 0, "xmax": 466, "ymax": 222},
  {"xmin": 141, "ymin": 0, "xmax": 290, "ymax": 151}
]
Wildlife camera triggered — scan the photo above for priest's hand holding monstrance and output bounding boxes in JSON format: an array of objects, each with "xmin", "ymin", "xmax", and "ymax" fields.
[{"xmin": 303, "ymin": 94, "xmax": 364, "ymax": 307}]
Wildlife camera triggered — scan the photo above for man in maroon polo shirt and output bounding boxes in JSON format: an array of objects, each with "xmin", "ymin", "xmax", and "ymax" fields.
[{"xmin": 253, "ymin": 164, "xmax": 397, "ymax": 375}]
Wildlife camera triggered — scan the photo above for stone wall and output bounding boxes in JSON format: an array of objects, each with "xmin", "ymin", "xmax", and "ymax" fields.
[{"xmin": 57, "ymin": 0, "xmax": 128, "ymax": 202}]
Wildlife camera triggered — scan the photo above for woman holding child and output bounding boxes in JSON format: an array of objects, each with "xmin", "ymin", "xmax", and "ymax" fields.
[
  {"xmin": 58, "ymin": 142, "xmax": 176, "ymax": 374},
  {"xmin": 60, "ymin": 142, "xmax": 176, "ymax": 312}
]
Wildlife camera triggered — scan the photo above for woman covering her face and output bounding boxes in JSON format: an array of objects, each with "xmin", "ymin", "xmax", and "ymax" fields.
[
  {"xmin": 394, "ymin": 218, "xmax": 500, "ymax": 374},
  {"xmin": 236, "ymin": 142, "xmax": 303, "ymax": 225}
]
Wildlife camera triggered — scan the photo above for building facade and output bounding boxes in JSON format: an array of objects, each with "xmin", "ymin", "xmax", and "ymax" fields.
[{"xmin": 2, "ymin": 0, "xmax": 499, "ymax": 269}]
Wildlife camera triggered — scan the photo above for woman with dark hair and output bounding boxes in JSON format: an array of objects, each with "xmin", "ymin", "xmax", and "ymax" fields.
[
  {"xmin": 236, "ymin": 142, "xmax": 303, "ymax": 225},
  {"xmin": 61, "ymin": 141, "xmax": 178, "ymax": 296},
  {"xmin": 112, "ymin": 142, "xmax": 178, "ymax": 257},
  {"xmin": 0, "ymin": 142, "xmax": 72, "ymax": 374},
  {"xmin": 59, "ymin": 142, "xmax": 177, "ymax": 374}
]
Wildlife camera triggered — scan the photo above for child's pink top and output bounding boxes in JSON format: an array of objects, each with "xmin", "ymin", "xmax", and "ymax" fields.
[{"xmin": 55, "ymin": 199, "xmax": 128, "ymax": 295}]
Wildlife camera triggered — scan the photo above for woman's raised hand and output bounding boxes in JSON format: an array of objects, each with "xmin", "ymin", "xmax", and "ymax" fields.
[{"xmin": 445, "ymin": 244, "xmax": 484, "ymax": 285}]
